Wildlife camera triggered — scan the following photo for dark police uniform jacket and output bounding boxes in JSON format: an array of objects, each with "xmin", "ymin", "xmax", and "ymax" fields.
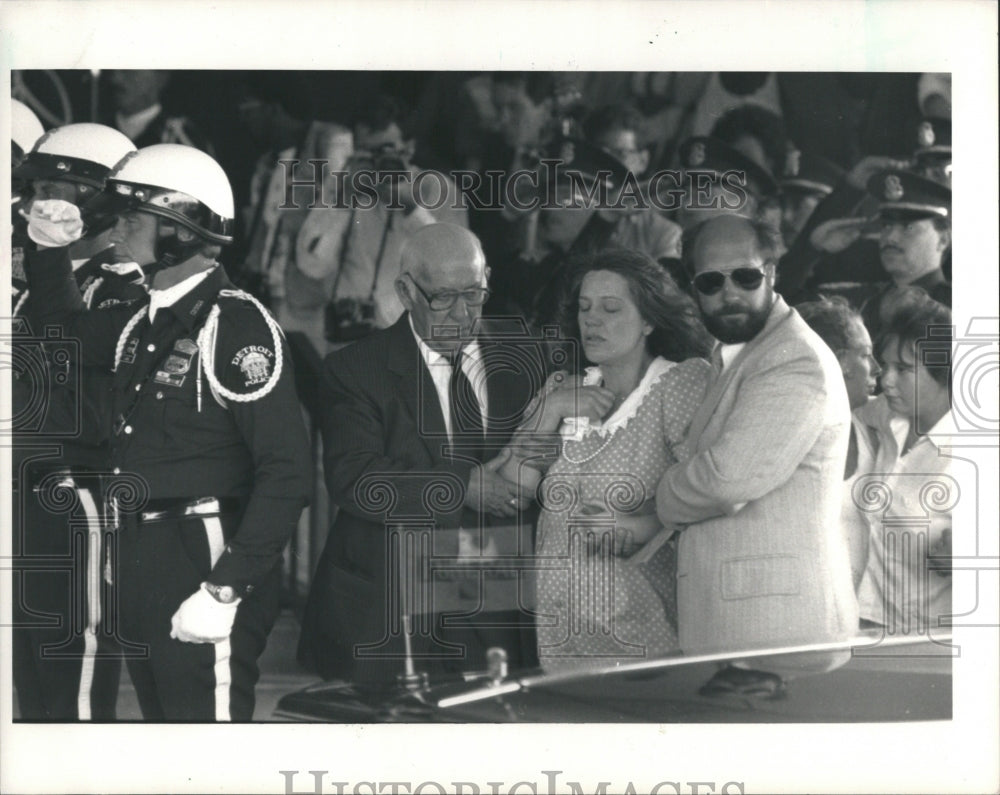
[
  {"xmin": 13, "ymin": 246, "xmax": 148, "ymax": 469},
  {"xmin": 24, "ymin": 246, "xmax": 312, "ymax": 598}
]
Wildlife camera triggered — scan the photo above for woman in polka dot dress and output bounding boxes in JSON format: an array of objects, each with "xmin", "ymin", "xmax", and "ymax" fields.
[{"xmin": 503, "ymin": 249, "xmax": 713, "ymax": 672}]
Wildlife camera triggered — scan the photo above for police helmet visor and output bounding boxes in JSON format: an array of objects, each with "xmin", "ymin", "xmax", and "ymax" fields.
[
  {"xmin": 86, "ymin": 179, "xmax": 234, "ymax": 244},
  {"xmin": 12, "ymin": 152, "xmax": 111, "ymax": 190}
]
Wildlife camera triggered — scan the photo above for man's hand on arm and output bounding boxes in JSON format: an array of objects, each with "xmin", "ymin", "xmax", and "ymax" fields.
[{"xmin": 465, "ymin": 449, "xmax": 532, "ymax": 518}]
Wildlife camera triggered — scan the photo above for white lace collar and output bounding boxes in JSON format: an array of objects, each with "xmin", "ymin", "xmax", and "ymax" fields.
[{"xmin": 562, "ymin": 356, "xmax": 674, "ymax": 441}]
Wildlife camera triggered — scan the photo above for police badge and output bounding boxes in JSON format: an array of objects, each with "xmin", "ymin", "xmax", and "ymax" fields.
[
  {"xmin": 120, "ymin": 336, "xmax": 139, "ymax": 365},
  {"xmin": 688, "ymin": 141, "xmax": 706, "ymax": 167},
  {"xmin": 918, "ymin": 120, "xmax": 936, "ymax": 148},
  {"xmin": 163, "ymin": 355, "xmax": 191, "ymax": 375},
  {"xmin": 883, "ymin": 174, "xmax": 904, "ymax": 201},
  {"xmin": 784, "ymin": 148, "xmax": 802, "ymax": 178}
]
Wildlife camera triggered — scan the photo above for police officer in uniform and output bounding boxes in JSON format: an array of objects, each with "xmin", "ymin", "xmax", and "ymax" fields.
[
  {"xmin": 11, "ymin": 122, "xmax": 143, "ymax": 721},
  {"xmin": 778, "ymin": 147, "xmax": 845, "ymax": 247},
  {"xmin": 860, "ymin": 169, "xmax": 951, "ymax": 337},
  {"xmin": 22, "ymin": 143, "xmax": 312, "ymax": 721}
]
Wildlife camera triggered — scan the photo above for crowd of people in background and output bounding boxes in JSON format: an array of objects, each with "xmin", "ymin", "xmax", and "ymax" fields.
[{"xmin": 9, "ymin": 69, "xmax": 956, "ymax": 720}]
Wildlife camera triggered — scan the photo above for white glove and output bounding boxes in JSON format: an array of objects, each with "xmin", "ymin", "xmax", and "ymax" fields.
[
  {"xmin": 21, "ymin": 199, "xmax": 84, "ymax": 248},
  {"xmin": 169, "ymin": 587, "xmax": 240, "ymax": 644}
]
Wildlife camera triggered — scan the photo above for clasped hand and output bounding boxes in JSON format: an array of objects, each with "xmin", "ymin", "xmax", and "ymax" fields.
[
  {"xmin": 583, "ymin": 499, "xmax": 663, "ymax": 558},
  {"xmin": 465, "ymin": 448, "xmax": 534, "ymax": 518}
]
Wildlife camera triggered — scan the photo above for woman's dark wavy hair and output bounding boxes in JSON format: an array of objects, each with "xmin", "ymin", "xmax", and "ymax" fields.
[{"xmin": 558, "ymin": 248, "xmax": 714, "ymax": 370}]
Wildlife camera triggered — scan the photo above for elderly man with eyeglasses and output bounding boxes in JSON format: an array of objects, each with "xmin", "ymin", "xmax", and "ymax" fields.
[
  {"xmin": 654, "ymin": 214, "xmax": 859, "ymax": 690},
  {"xmin": 299, "ymin": 223, "xmax": 543, "ymax": 690}
]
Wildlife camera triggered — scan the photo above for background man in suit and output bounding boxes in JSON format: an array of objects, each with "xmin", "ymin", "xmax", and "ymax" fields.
[
  {"xmin": 656, "ymin": 215, "xmax": 858, "ymax": 681},
  {"xmin": 299, "ymin": 223, "xmax": 541, "ymax": 689}
]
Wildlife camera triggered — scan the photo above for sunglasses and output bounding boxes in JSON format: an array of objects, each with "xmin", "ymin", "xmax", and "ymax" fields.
[{"xmin": 693, "ymin": 267, "xmax": 769, "ymax": 296}]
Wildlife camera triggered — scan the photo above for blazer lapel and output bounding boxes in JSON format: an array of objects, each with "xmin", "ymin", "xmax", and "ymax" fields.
[
  {"xmin": 686, "ymin": 297, "xmax": 796, "ymax": 448},
  {"xmin": 686, "ymin": 359, "xmax": 732, "ymax": 448},
  {"xmin": 386, "ymin": 315, "xmax": 450, "ymax": 464}
]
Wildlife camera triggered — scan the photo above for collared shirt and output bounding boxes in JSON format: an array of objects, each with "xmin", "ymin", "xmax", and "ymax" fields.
[
  {"xmin": 717, "ymin": 342, "xmax": 746, "ymax": 373},
  {"xmin": 116, "ymin": 103, "xmax": 163, "ymax": 141},
  {"xmin": 409, "ymin": 315, "xmax": 487, "ymax": 440},
  {"xmin": 855, "ymin": 404, "xmax": 956, "ymax": 632},
  {"xmin": 147, "ymin": 267, "xmax": 214, "ymax": 321}
]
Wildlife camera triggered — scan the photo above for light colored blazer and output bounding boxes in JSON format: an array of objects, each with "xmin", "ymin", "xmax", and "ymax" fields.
[{"xmin": 657, "ymin": 296, "xmax": 859, "ymax": 655}]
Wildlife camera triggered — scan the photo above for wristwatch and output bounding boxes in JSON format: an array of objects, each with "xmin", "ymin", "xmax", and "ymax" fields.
[{"xmin": 201, "ymin": 581, "xmax": 239, "ymax": 604}]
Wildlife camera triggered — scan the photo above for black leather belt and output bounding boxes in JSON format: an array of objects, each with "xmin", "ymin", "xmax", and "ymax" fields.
[{"xmin": 138, "ymin": 496, "xmax": 243, "ymax": 524}]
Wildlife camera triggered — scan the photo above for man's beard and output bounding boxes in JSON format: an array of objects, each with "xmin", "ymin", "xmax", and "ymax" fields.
[{"xmin": 700, "ymin": 299, "xmax": 772, "ymax": 344}]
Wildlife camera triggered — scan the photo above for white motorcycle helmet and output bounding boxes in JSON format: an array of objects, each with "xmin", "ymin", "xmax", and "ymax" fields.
[
  {"xmin": 93, "ymin": 143, "xmax": 234, "ymax": 267},
  {"xmin": 13, "ymin": 122, "xmax": 137, "ymax": 194},
  {"xmin": 11, "ymin": 99, "xmax": 45, "ymax": 168}
]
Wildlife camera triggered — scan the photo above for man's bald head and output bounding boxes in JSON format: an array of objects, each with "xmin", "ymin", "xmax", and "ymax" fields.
[
  {"xmin": 397, "ymin": 224, "xmax": 490, "ymax": 354},
  {"xmin": 683, "ymin": 214, "xmax": 781, "ymax": 278},
  {"xmin": 400, "ymin": 223, "xmax": 486, "ymax": 284}
]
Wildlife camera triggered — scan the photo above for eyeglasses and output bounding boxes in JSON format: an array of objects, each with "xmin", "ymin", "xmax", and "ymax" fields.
[
  {"xmin": 693, "ymin": 267, "xmax": 769, "ymax": 296},
  {"xmin": 409, "ymin": 277, "xmax": 490, "ymax": 311}
]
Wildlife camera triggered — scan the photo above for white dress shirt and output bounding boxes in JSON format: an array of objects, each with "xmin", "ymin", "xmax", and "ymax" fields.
[
  {"xmin": 717, "ymin": 342, "xmax": 746, "ymax": 373},
  {"xmin": 409, "ymin": 316, "xmax": 487, "ymax": 440},
  {"xmin": 855, "ymin": 405, "xmax": 956, "ymax": 632},
  {"xmin": 147, "ymin": 267, "xmax": 215, "ymax": 322}
]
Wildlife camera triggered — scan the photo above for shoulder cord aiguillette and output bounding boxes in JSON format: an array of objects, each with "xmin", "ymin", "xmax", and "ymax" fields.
[
  {"xmin": 195, "ymin": 289, "xmax": 284, "ymax": 409},
  {"xmin": 113, "ymin": 289, "xmax": 284, "ymax": 412},
  {"xmin": 81, "ymin": 276, "xmax": 104, "ymax": 309}
]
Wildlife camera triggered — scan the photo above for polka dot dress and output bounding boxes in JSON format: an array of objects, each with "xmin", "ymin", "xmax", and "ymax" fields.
[{"xmin": 534, "ymin": 356, "xmax": 712, "ymax": 671}]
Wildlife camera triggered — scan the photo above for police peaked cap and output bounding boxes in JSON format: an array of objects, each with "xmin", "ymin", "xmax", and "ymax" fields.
[
  {"xmin": 913, "ymin": 116, "xmax": 951, "ymax": 161},
  {"xmin": 780, "ymin": 148, "xmax": 845, "ymax": 196},
  {"xmin": 867, "ymin": 169, "xmax": 951, "ymax": 220},
  {"xmin": 545, "ymin": 136, "xmax": 630, "ymax": 191},
  {"xmin": 678, "ymin": 135, "xmax": 779, "ymax": 198}
]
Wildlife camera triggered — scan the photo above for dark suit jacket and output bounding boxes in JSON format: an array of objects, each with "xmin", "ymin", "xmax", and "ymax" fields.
[{"xmin": 298, "ymin": 314, "xmax": 542, "ymax": 683}]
